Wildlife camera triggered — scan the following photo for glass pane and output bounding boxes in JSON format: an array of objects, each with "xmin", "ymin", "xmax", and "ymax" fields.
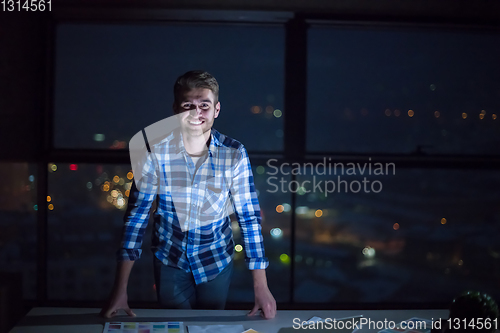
[
  {"xmin": 307, "ymin": 26, "xmax": 500, "ymax": 154},
  {"xmin": 0, "ymin": 162, "xmax": 37, "ymax": 299},
  {"xmin": 288, "ymin": 165, "xmax": 500, "ymax": 303},
  {"xmin": 47, "ymin": 163, "xmax": 156, "ymax": 301},
  {"xmin": 54, "ymin": 23, "xmax": 284, "ymax": 152},
  {"xmin": 228, "ymin": 163, "xmax": 291, "ymax": 303}
]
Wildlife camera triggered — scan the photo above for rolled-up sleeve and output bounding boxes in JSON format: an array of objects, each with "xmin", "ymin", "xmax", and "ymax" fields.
[
  {"xmin": 117, "ymin": 151, "xmax": 159, "ymax": 261},
  {"xmin": 230, "ymin": 146, "xmax": 269, "ymax": 270}
]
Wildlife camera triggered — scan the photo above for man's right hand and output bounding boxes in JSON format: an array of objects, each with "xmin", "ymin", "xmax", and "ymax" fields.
[
  {"xmin": 100, "ymin": 288, "xmax": 136, "ymax": 318},
  {"xmin": 100, "ymin": 260, "xmax": 136, "ymax": 318}
]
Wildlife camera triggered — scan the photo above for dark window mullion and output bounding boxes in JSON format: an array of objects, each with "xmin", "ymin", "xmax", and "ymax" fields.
[
  {"xmin": 284, "ymin": 15, "xmax": 308, "ymax": 304},
  {"xmin": 36, "ymin": 160, "xmax": 48, "ymax": 305},
  {"xmin": 39, "ymin": 16, "xmax": 56, "ymax": 306},
  {"xmin": 284, "ymin": 16, "xmax": 308, "ymax": 160}
]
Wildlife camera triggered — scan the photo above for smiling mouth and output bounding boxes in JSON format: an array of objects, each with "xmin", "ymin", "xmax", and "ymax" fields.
[{"xmin": 188, "ymin": 120, "xmax": 204, "ymax": 125}]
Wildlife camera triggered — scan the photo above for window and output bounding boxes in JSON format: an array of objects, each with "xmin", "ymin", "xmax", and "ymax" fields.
[
  {"xmin": 291, "ymin": 167, "xmax": 500, "ymax": 303},
  {"xmin": 307, "ymin": 26, "xmax": 500, "ymax": 154},
  {"xmin": 46, "ymin": 163, "xmax": 154, "ymax": 300},
  {"xmin": 0, "ymin": 163, "xmax": 37, "ymax": 299},
  {"xmin": 54, "ymin": 23, "xmax": 285, "ymax": 152}
]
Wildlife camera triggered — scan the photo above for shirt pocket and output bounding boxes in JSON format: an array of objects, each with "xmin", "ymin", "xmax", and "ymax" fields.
[{"xmin": 201, "ymin": 178, "xmax": 229, "ymax": 217}]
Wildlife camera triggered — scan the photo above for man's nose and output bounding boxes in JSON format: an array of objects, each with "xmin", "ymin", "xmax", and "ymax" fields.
[{"xmin": 189, "ymin": 106, "xmax": 202, "ymax": 116}]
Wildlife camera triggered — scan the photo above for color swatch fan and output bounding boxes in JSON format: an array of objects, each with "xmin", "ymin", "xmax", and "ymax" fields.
[{"xmin": 103, "ymin": 321, "xmax": 183, "ymax": 333}]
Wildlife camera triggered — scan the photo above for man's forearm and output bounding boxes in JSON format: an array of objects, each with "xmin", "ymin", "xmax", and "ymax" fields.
[
  {"xmin": 251, "ymin": 269, "xmax": 268, "ymax": 289},
  {"xmin": 113, "ymin": 260, "xmax": 135, "ymax": 291}
]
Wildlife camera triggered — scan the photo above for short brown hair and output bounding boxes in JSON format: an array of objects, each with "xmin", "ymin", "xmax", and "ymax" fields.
[{"xmin": 173, "ymin": 70, "xmax": 219, "ymax": 106}]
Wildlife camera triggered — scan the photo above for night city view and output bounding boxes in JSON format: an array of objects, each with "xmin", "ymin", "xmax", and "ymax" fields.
[{"xmin": 1, "ymin": 14, "xmax": 500, "ymax": 319}]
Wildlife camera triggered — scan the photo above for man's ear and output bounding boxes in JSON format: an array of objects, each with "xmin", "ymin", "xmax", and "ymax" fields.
[{"xmin": 214, "ymin": 101, "xmax": 221, "ymax": 118}]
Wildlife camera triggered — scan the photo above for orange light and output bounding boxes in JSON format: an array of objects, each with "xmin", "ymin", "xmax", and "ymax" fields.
[
  {"xmin": 113, "ymin": 175, "xmax": 120, "ymax": 183},
  {"xmin": 462, "ymin": 112, "xmax": 467, "ymax": 119},
  {"xmin": 441, "ymin": 218, "xmax": 447, "ymax": 225},
  {"xmin": 393, "ymin": 223, "xmax": 400, "ymax": 230},
  {"xmin": 48, "ymin": 204, "xmax": 54, "ymax": 211},
  {"xmin": 127, "ymin": 172, "xmax": 134, "ymax": 180},
  {"xmin": 315, "ymin": 209, "xmax": 323, "ymax": 217},
  {"xmin": 251, "ymin": 106, "xmax": 262, "ymax": 114},
  {"xmin": 47, "ymin": 196, "xmax": 51, "ymax": 202},
  {"xmin": 102, "ymin": 184, "xmax": 110, "ymax": 192},
  {"xmin": 276, "ymin": 205, "xmax": 284, "ymax": 213},
  {"xmin": 408, "ymin": 110, "xmax": 414, "ymax": 117},
  {"xmin": 493, "ymin": 114, "xmax": 497, "ymax": 120},
  {"xmin": 479, "ymin": 114, "xmax": 485, "ymax": 120},
  {"xmin": 125, "ymin": 190, "xmax": 130, "ymax": 197}
]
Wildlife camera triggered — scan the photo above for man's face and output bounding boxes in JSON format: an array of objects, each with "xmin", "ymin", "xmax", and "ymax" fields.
[{"xmin": 174, "ymin": 88, "xmax": 220, "ymax": 138}]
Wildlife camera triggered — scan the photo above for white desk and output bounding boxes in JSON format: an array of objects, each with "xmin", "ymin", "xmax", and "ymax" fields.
[{"xmin": 10, "ymin": 307, "xmax": 449, "ymax": 333}]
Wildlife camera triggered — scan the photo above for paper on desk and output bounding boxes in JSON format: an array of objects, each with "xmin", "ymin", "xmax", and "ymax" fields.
[
  {"xmin": 306, "ymin": 316, "xmax": 323, "ymax": 323},
  {"xmin": 187, "ymin": 324, "xmax": 245, "ymax": 333}
]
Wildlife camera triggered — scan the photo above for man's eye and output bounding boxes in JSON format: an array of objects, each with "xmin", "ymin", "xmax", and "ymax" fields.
[
  {"xmin": 182, "ymin": 104, "xmax": 192, "ymax": 109},
  {"xmin": 200, "ymin": 104, "xmax": 210, "ymax": 109}
]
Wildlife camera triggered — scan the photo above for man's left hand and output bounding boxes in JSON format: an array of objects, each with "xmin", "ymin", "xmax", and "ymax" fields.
[{"xmin": 248, "ymin": 269, "xmax": 277, "ymax": 319}]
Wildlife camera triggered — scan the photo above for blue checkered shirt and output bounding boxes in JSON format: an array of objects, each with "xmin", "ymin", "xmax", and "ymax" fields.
[{"xmin": 118, "ymin": 128, "xmax": 268, "ymax": 284}]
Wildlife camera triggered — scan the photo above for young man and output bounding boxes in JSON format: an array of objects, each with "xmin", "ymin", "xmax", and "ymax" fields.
[{"xmin": 100, "ymin": 70, "xmax": 276, "ymax": 318}]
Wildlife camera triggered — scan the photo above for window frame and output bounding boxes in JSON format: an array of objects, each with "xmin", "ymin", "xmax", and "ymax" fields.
[{"xmin": 34, "ymin": 7, "xmax": 500, "ymax": 309}]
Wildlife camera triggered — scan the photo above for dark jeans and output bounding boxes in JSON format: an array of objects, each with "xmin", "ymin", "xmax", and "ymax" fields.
[{"xmin": 153, "ymin": 256, "xmax": 233, "ymax": 310}]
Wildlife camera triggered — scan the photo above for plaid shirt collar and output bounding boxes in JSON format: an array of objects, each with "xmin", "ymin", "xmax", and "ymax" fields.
[{"xmin": 171, "ymin": 127, "xmax": 223, "ymax": 158}]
